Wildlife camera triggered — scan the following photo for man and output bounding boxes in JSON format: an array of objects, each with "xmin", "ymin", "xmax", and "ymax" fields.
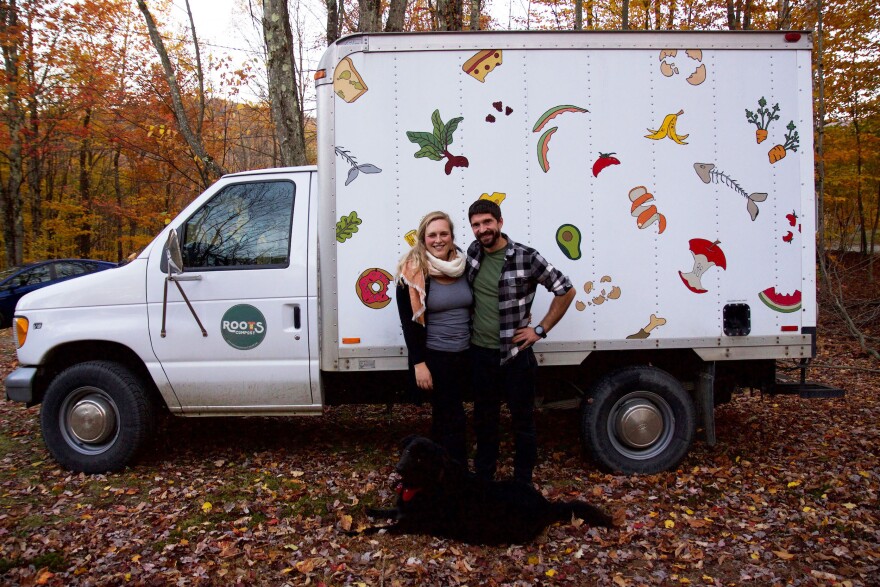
[{"xmin": 466, "ymin": 200, "xmax": 575, "ymax": 484}]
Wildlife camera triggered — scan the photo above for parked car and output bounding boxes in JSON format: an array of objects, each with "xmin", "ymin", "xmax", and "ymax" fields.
[{"xmin": 0, "ymin": 259, "xmax": 116, "ymax": 328}]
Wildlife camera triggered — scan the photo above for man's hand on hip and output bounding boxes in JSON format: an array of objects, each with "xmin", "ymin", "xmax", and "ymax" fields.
[{"xmin": 513, "ymin": 327, "xmax": 542, "ymax": 350}]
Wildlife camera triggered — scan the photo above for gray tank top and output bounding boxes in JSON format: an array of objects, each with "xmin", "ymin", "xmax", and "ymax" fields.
[{"xmin": 426, "ymin": 278, "xmax": 472, "ymax": 352}]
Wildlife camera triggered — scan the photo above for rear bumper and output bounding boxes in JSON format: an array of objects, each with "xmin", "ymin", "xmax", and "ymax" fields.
[{"xmin": 4, "ymin": 367, "xmax": 37, "ymax": 404}]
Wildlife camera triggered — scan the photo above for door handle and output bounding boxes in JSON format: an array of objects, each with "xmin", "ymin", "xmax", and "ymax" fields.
[{"xmin": 293, "ymin": 305, "xmax": 301, "ymax": 329}]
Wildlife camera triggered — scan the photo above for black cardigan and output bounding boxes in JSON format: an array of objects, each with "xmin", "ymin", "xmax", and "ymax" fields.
[{"xmin": 396, "ymin": 279, "xmax": 430, "ymax": 367}]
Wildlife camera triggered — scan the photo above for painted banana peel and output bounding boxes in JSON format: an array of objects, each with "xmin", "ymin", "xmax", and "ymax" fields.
[{"xmin": 646, "ymin": 110, "xmax": 688, "ymax": 145}]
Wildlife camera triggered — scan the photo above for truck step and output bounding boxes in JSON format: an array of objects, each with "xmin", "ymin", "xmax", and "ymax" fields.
[
  {"xmin": 772, "ymin": 382, "xmax": 845, "ymax": 399},
  {"xmin": 535, "ymin": 397, "xmax": 581, "ymax": 410}
]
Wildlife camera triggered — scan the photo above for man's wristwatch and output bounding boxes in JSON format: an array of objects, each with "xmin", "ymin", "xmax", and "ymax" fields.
[{"xmin": 534, "ymin": 325, "xmax": 547, "ymax": 339}]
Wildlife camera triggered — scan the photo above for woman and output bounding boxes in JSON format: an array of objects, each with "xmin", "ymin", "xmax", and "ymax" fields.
[{"xmin": 396, "ymin": 211, "xmax": 472, "ymax": 465}]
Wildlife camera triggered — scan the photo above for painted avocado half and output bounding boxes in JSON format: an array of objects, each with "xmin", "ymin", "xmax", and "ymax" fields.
[{"xmin": 556, "ymin": 224, "xmax": 582, "ymax": 260}]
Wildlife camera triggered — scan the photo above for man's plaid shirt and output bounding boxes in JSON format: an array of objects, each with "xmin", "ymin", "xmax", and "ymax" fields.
[{"xmin": 466, "ymin": 234, "xmax": 573, "ymax": 365}]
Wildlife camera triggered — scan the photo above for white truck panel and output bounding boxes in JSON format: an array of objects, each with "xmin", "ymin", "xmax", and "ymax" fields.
[{"xmin": 320, "ymin": 32, "xmax": 815, "ymax": 367}]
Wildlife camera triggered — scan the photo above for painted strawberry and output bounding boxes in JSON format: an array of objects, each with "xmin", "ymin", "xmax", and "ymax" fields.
[
  {"xmin": 592, "ymin": 152, "xmax": 620, "ymax": 177},
  {"xmin": 786, "ymin": 211, "xmax": 798, "ymax": 226},
  {"xmin": 782, "ymin": 231, "xmax": 794, "ymax": 243}
]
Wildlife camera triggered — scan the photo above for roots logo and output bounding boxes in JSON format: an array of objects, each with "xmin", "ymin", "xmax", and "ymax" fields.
[{"xmin": 221, "ymin": 305, "xmax": 267, "ymax": 350}]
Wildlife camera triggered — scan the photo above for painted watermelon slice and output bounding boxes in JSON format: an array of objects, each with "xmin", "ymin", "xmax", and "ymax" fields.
[{"xmin": 758, "ymin": 287, "xmax": 802, "ymax": 313}]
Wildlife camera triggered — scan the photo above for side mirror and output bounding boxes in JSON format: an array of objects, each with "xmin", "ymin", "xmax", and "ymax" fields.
[{"xmin": 166, "ymin": 230, "xmax": 184, "ymax": 275}]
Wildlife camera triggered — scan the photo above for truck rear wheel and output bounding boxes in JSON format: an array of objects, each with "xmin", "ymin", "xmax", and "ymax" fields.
[
  {"xmin": 582, "ymin": 366, "xmax": 695, "ymax": 474},
  {"xmin": 40, "ymin": 361, "xmax": 155, "ymax": 474}
]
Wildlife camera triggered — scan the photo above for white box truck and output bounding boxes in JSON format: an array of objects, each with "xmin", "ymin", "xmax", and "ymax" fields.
[{"xmin": 5, "ymin": 30, "xmax": 839, "ymax": 475}]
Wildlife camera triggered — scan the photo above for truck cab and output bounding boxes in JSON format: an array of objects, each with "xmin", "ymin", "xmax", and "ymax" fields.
[{"xmin": 6, "ymin": 167, "xmax": 321, "ymax": 472}]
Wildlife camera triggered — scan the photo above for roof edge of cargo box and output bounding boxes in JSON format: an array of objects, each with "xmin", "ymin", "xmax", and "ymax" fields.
[{"xmin": 317, "ymin": 30, "xmax": 812, "ymax": 70}]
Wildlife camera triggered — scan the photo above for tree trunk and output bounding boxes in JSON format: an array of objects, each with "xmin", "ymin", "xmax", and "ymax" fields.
[
  {"xmin": 76, "ymin": 107, "xmax": 92, "ymax": 258},
  {"xmin": 262, "ymin": 0, "xmax": 309, "ymax": 167},
  {"xmin": 326, "ymin": 0, "xmax": 340, "ymax": 44},
  {"xmin": 435, "ymin": 0, "xmax": 463, "ymax": 30},
  {"xmin": 574, "ymin": 0, "xmax": 582, "ymax": 30},
  {"xmin": 387, "ymin": 0, "xmax": 408, "ymax": 32},
  {"xmin": 743, "ymin": 0, "xmax": 752, "ymax": 30},
  {"xmin": 0, "ymin": 0, "xmax": 25, "ymax": 266},
  {"xmin": 358, "ymin": 0, "xmax": 382, "ymax": 31},
  {"xmin": 776, "ymin": 0, "xmax": 791, "ymax": 29},
  {"xmin": 727, "ymin": 0, "xmax": 737, "ymax": 30},
  {"xmin": 622, "ymin": 0, "xmax": 629, "ymax": 30},
  {"xmin": 869, "ymin": 182, "xmax": 879, "ymax": 281},
  {"xmin": 114, "ymin": 145, "xmax": 124, "ymax": 262},
  {"xmin": 184, "ymin": 0, "xmax": 206, "ymax": 136},
  {"xmin": 815, "ymin": 0, "xmax": 827, "ymax": 279},
  {"xmin": 135, "ymin": 0, "xmax": 225, "ymax": 186},
  {"xmin": 852, "ymin": 102, "xmax": 867, "ymax": 255},
  {"xmin": 469, "ymin": 0, "xmax": 480, "ymax": 30},
  {"xmin": 24, "ymin": 10, "xmax": 42, "ymax": 258}
]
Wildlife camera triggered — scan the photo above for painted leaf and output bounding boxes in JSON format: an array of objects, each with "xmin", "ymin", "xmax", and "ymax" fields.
[
  {"xmin": 357, "ymin": 164, "xmax": 382, "ymax": 174},
  {"xmin": 443, "ymin": 117, "xmax": 463, "ymax": 147},
  {"xmin": 414, "ymin": 145, "xmax": 443, "ymax": 160},
  {"xmin": 336, "ymin": 211, "xmax": 362, "ymax": 242},
  {"xmin": 345, "ymin": 167, "xmax": 359, "ymax": 186},
  {"xmin": 431, "ymin": 110, "xmax": 445, "ymax": 143},
  {"xmin": 407, "ymin": 131, "xmax": 444, "ymax": 152}
]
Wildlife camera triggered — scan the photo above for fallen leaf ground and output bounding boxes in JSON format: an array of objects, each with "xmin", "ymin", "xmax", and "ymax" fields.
[{"xmin": 1, "ymin": 268, "xmax": 878, "ymax": 586}]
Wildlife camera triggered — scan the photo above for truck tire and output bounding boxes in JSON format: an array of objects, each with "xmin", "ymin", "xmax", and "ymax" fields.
[
  {"xmin": 582, "ymin": 366, "xmax": 695, "ymax": 474},
  {"xmin": 40, "ymin": 361, "xmax": 155, "ymax": 474}
]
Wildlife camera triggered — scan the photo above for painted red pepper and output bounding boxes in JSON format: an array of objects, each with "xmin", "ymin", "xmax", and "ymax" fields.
[
  {"xmin": 592, "ymin": 152, "xmax": 620, "ymax": 177},
  {"xmin": 786, "ymin": 210, "xmax": 798, "ymax": 226}
]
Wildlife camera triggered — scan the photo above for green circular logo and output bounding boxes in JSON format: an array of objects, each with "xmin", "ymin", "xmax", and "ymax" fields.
[{"xmin": 221, "ymin": 305, "xmax": 267, "ymax": 350}]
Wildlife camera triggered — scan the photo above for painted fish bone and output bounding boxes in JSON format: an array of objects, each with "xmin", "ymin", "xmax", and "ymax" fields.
[{"xmin": 694, "ymin": 163, "xmax": 767, "ymax": 221}]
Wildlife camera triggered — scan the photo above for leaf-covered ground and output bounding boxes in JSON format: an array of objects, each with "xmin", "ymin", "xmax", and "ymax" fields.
[{"xmin": 1, "ymin": 292, "xmax": 878, "ymax": 586}]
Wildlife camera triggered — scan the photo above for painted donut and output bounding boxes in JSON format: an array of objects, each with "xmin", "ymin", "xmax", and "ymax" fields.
[{"xmin": 356, "ymin": 268, "xmax": 393, "ymax": 309}]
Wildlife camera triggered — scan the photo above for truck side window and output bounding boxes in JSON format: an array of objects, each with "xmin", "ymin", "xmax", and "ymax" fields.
[{"xmin": 182, "ymin": 181, "xmax": 295, "ymax": 269}]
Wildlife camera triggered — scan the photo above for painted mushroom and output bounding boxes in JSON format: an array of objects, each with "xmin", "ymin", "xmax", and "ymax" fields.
[{"xmin": 678, "ymin": 238, "xmax": 727, "ymax": 294}]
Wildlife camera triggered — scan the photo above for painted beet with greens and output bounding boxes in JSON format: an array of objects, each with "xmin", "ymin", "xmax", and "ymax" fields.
[{"xmin": 407, "ymin": 110, "xmax": 469, "ymax": 175}]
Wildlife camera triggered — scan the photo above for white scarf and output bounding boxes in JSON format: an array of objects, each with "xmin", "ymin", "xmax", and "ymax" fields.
[{"xmin": 426, "ymin": 250, "xmax": 465, "ymax": 278}]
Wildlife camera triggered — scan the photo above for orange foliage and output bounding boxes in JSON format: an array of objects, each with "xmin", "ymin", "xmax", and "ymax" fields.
[{"xmin": 0, "ymin": 0, "xmax": 295, "ymax": 267}]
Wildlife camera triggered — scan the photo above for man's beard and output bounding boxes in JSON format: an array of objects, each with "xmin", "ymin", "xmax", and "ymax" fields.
[{"xmin": 479, "ymin": 229, "xmax": 500, "ymax": 249}]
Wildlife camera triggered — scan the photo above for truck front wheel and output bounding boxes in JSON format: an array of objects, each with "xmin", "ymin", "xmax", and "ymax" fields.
[
  {"xmin": 582, "ymin": 366, "xmax": 695, "ymax": 474},
  {"xmin": 40, "ymin": 361, "xmax": 155, "ymax": 474}
]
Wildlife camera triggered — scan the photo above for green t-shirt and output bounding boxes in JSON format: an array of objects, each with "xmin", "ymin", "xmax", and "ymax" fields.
[{"xmin": 471, "ymin": 248, "xmax": 506, "ymax": 349}]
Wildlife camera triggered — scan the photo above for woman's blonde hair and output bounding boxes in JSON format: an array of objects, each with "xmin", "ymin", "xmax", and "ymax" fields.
[{"xmin": 396, "ymin": 210, "xmax": 455, "ymax": 279}]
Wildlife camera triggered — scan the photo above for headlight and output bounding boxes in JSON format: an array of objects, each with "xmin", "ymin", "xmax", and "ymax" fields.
[{"xmin": 13, "ymin": 317, "xmax": 28, "ymax": 349}]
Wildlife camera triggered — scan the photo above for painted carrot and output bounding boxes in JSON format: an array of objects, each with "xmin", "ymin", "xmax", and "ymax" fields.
[
  {"xmin": 745, "ymin": 97, "xmax": 780, "ymax": 144},
  {"xmin": 537, "ymin": 127, "xmax": 558, "ymax": 172},
  {"xmin": 768, "ymin": 121, "xmax": 800, "ymax": 164},
  {"xmin": 532, "ymin": 105, "xmax": 588, "ymax": 133}
]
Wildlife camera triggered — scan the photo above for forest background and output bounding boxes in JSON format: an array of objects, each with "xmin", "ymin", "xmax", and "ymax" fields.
[{"xmin": 0, "ymin": 0, "xmax": 877, "ymax": 291}]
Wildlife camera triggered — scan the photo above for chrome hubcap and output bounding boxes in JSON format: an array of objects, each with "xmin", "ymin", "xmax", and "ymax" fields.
[
  {"xmin": 607, "ymin": 391, "xmax": 675, "ymax": 460},
  {"xmin": 68, "ymin": 395, "xmax": 116, "ymax": 443},
  {"xmin": 614, "ymin": 399, "xmax": 663, "ymax": 448},
  {"xmin": 60, "ymin": 386, "xmax": 120, "ymax": 455}
]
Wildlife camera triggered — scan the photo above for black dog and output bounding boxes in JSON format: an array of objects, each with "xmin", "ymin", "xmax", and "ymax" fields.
[{"xmin": 358, "ymin": 436, "xmax": 614, "ymax": 545}]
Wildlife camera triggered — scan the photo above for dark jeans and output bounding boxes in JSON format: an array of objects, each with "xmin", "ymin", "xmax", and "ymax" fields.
[
  {"xmin": 425, "ymin": 348, "xmax": 469, "ymax": 465},
  {"xmin": 470, "ymin": 344, "xmax": 537, "ymax": 484}
]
